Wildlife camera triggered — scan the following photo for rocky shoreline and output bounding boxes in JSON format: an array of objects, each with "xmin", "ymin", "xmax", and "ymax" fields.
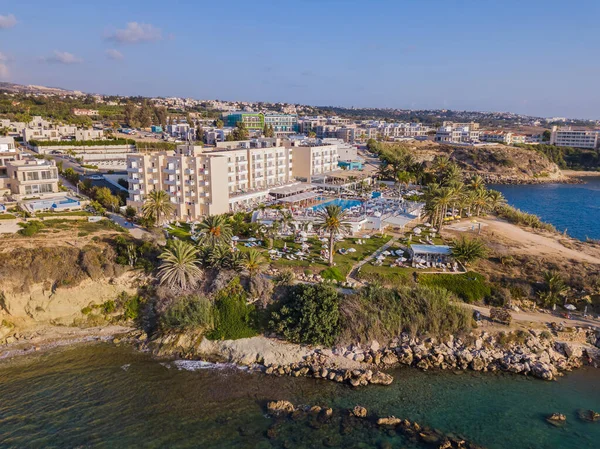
[{"xmin": 142, "ymin": 326, "xmax": 600, "ymax": 386}]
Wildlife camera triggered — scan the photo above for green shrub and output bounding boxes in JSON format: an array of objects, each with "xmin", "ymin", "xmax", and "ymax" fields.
[
  {"xmin": 269, "ymin": 284, "xmax": 340, "ymax": 346},
  {"xmin": 321, "ymin": 266, "xmax": 345, "ymax": 282},
  {"xmin": 101, "ymin": 300, "xmax": 116, "ymax": 314},
  {"xmin": 208, "ymin": 279, "xmax": 258, "ymax": 340},
  {"xmin": 18, "ymin": 221, "xmax": 44, "ymax": 236},
  {"xmin": 161, "ymin": 295, "xmax": 213, "ymax": 331},
  {"xmin": 340, "ymin": 284, "xmax": 472, "ymax": 343},
  {"xmin": 419, "ymin": 272, "xmax": 491, "ymax": 303},
  {"xmin": 81, "ymin": 306, "xmax": 92, "ymax": 315}
]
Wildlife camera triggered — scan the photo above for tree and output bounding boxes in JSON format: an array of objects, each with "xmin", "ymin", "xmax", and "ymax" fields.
[
  {"xmin": 154, "ymin": 106, "xmax": 168, "ymax": 128},
  {"xmin": 542, "ymin": 130, "xmax": 551, "ymax": 142},
  {"xmin": 125, "ymin": 206, "xmax": 137, "ymax": 220},
  {"xmin": 232, "ymin": 122, "xmax": 249, "ymax": 140},
  {"xmin": 268, "ymin": 284, "xmax": 341, "ymax": 346},
  {"xmin": 196, "ymin": 125, "xmax": 204, "ymax": 142},
  {"xmin": 451, "ymin": 236, "xmax": 488, "ymax": 265},
  {"xmin": 242, "ymin": 248, "xmax": 265, "ymax": 280},
  {"xmin": 93, "ymin": 186, "xmax": 120, "ymax": 211},
  {"xmin": 315, "ymin": 205, "xmax": 352, "ymax": 266},
  {"xmin": 469, "ymin": 174, "xmax": 485, "ymax": 191},
  {"xmin": 157, "ymin": 240, "xmax": 202, "ymax": 290},
  {"xmin": 308, "ymin": 131, "xmax": 317, "ymax": 138},
  {"xmin": 142, "ymin": 190, "xmax": 175, "ymax": 227},
  {"xmin": 395, "ymin": 170, "xmax": 414, "ymax": 199},
  {"xmin": 197, "ymin": 214, "xmax": 233, "ymax": 248},
  {"xmin": 123, "ymin": 103, "xmax": 137, "ymax": 128},
  {"xmin": 214, "ymin": 119, "xmax": 224, "ymax": 128},
  {"xmin": 538, "ymin": 271, "xmax": 569, "ymax": 308},
  {"xmin": 0, "ymin": 127, "xmax": 9, "ymax": 136},
  {"xmin": 63, "ymin": 167, "xmax": 79, "ymax": 185},
  {"xmin": 138, "ymin": 101, "xmax": 154, "ymax": 128}
]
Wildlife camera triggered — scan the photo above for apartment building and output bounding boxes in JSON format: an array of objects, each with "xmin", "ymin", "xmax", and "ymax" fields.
[
  {"xmin": 550, "ymin": 126, "xmax": 600, "ymax": 149},
  {"xmin": 75, "ymin": 129, "xmax": 104, "ymax": 141},
  {"xmin": 72, "ymin": 108, "xmax": 99, "ymax": 116},
  {"xmin": 435, "ymin": 125, "xmax": 480, "ymax": 144},
  {"xmin": 287, "ymin": 139, "xmax": 339, "ymax": 180},
  {"xmin": 223, "ymin": 112, "xmax": 264, "ymax": 131},
  {"xmin": 480, "ymin": 131, "xmax": 512, "ymax": 144},
  {"xmin": 263, "ymin": 113, "xmax": 298, "ymax": 134}
]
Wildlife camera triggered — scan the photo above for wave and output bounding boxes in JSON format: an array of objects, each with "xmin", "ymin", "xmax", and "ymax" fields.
[{"xmin": 171, "ymin": 360, "xmax": 254, "ymax": 372}]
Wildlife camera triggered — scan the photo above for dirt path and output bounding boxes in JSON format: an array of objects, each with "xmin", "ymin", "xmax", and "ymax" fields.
[{"xmin": 446, "ymin": 217, "xmax": 600, "ymax": 265}]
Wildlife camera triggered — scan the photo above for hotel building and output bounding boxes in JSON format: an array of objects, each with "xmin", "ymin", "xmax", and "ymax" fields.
[{"xmin": 550, "ymin": 126, "xmax": 600, "ymax": 149}]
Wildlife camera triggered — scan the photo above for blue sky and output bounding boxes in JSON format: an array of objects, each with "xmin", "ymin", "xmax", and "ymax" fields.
[{"xmin": 1, "ymin": 0, "xmax": 599, "ymax": 118}]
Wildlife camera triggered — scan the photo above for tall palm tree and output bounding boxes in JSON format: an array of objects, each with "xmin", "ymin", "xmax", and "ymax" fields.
[
  {"xmin": 243, "ymin": 248, "xmax": 265, "ymax": 280},
  {"xmin": 486, "ymin": 189, "xmax": 507, "ymax": 211},
  {"xmin": 442, "ymin": 163, "xmax": 463, "ymax": 186},
  {"xmin": 142, "ymin": 190, "xmax": 175, "ymax": 227},
  {"xmin": 197, "ymin": 214, "xmax": 233, "ymax": 248},
  {"xmin": 538, "ymin": 271, "xmax": 569, "ymax": 308},
  {"xmin": 396, "ymin": 170, "xmax": 414, "ymax": 200},
  {"xmin": 432, "ymin": 155, "xmax": 451, "ymax": 176},
  {"xmin": 469, "ymin": 174, "xmax": 486, "ymax": 191},
  {"xmin": 157, "ymin": 240, "xmax": 202, "ymax": 290},
  {"xmin": 472, "ymin": 188, "xmax": 492, "ymax": 216},
  {"xmin": 315, "ymin": 205, "xmax": 352, "ymax": 266}
]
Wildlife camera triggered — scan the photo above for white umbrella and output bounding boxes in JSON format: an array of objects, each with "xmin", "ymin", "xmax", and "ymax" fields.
[
  {"xmin": 564, "ymin": 304, "xmax": 576, "ymax": 311},
  {"xmin": 424, "ymin": 223, "xmax": 432, "ymax": 228},
  {"xmin": 300, "ymin": 231, "xmax": 308, "ymax": 237},
  {"xmin": 268, "ymin": 249, "xmax": 277, "ymax": 254},
  {"xmin": 248, "ymin": 237, "xmax": 257, "ymax": 242},
  {"xmin": 414, "ymin": 228, "xmax": 422, "ymax": 235},
  {"xmin": 347, "ymin": 248, "xmax": 357, "ymax": 253},
  {"xmin": 400, "ymin": 257, "xmax": 407, "ymax": 262},
  {"xmin": 320, "ymin": 237, "xmax": 328, "ymax": 242},
  {"xmin": 295, "ymin": 251, "xmax": 305, "ymax": 256},
  {"xmin": 382, "ymin": 251, "xmax": 391, "ymax": 256},
  {"xmin": 231, "ymin": 236, "xmax": 239, "ymax": 241},
  {"xmin": 377, "ymin": 254, "xmax": 385, "ymax": 260}
]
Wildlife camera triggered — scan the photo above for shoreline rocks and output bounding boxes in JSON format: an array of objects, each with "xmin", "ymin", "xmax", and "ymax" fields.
[{"xmin": 265, "ymin": 401, "xmax": 486, "ymax": 449}]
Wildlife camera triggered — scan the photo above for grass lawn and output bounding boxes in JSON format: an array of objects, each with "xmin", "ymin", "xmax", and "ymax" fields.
[
  {"xmin": 418, "ymin": 271, "xmax": 491, "ymax": 303},
  {"xmin": 0, "ymin": 214, "xmax": 17, "ymax": 220},
  {"xmin": 357, "ymin": 264, "xmax": 414, "ymax": 285}
]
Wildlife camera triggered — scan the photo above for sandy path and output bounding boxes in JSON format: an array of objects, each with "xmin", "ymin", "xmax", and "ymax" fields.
[{"xmin": 446, "ymin": 217, "xmax": 600, "ymax": 265}]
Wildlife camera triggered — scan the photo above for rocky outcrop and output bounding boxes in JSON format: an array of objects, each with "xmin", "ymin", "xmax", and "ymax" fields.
[
  {"xmin": 578, "ymin": 409, "xmax": 600, "ymax": 423},
  {"xmin": 546, "ymin": 413, "xmax": 567, "ymax": 426},
  {"xmin": 265, "ymin": 401, "xmax": 487, "ymax": 449}
]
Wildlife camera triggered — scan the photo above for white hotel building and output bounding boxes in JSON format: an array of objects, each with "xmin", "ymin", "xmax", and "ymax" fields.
[
  {"xmin": 550, "ymin": 126, "xmax": 600, "ymax": 149},
  {"xmin": 126, "ymin": 138, "xmax": 339, "ymax": 220}
]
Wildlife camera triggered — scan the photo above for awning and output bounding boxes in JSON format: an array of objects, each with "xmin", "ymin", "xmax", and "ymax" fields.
[{"xmin": 277, "ymin": 191, "xmax": 319, "ymax": 203}]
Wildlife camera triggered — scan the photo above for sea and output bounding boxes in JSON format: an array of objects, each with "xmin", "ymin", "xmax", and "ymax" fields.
[
  {"xmin": 490, "ymin": 175, "xmax": 600, "ymax": 241},
  {"xmin": 0, "ymin": 344, "xmax": 599, "ymax": 449}
]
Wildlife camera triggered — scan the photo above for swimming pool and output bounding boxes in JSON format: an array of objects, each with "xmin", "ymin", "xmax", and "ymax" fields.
[{"xmin": 311, "ymin": 198, "xmax": 363, "ymax": 211}]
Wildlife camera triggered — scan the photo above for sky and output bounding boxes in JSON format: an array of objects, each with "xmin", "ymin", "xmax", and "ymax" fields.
[{"xmin": 1, "ymin": 0, "xmax": 600, "ymax": 119}]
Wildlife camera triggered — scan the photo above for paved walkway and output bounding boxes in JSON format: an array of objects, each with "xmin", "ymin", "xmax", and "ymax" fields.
[
  {"xmin": 347, "ymin": 236, "xmax": 399, "ymax": 286},
  {"xmin": 107, "ymin": 213, "xmax": 151, "ymax": 240}
]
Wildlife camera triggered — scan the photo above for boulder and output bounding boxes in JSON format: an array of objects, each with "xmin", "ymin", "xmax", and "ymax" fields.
[
  {"xmin": 546, "ymin": 413, "xmax": 567, "ymax": 426},
  {"xmin": 370, "ymin": 371, "xmax": 394, "ymax": 385},
  {"xmin": 578, "ymin": 409, "xmax": 600, "ymax": 422},
  {"xmin": 382, "ymin": 353, "xmax": 398, "ymax": 365},
  {"xmin": 267, "ymin": 400, "xmax": 295, "ymax": 415},
  {"xmin": 351, "ymin": 406, "xmax": 368, "ymax": 418},
  {"xmin": 377, "ymin": 416, "xmax": 402, "ymax": 426}
]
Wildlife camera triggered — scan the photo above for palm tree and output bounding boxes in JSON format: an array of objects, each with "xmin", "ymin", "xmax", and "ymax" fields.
[
  {"xmin": 266, "ymin": 220, "xmax": 281, "ymax": 249},
  {"xmin": 315, "ymin": 205, "xmax": 352, "ymax": 266},
  {"xmin": 451, "ymin": 236, "xmax": 488, "ymax": 265},
  {"xmin": 538, "ymin": 271, "xmax": 569, "ymax": 308},
  {"xmin": 432, "ymin": 155, "xmax": 451, "ymax": 176},
  {"xmin": 469, "ymin": 174, "xmax": 486, "ymax": 191},
  {"xmin": 157, "ymin": 240, "xmax": 202, "ymax": 290},
  {"xmin": 396, "ymin": 170, "xmax": 414, "ymax": 200},
  {"xmin": 142, "ymin": 190, "xmax": 175, "ymax": 227},
  {"xmin": 442, "ymin": 163, "xmax": 463, "ymax": 186},
  {"xmin": 197, "ymin": 214, "xmax": 233, "ymax": 248},
  {"xmin": 472, "ymin": 188, "xmax": 492, "ymax": 216},
  {"xmin": 243, "ymin": 248, "xmax": 265, "ymax": 280},
  {"xmin": 486, "ymin": 189, "xmax": 506, "ymax": 211}
]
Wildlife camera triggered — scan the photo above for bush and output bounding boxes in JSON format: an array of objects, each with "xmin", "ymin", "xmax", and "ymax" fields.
[
  {"xmin": 495, "ymin": 204, "xmax": 555, "ymax": 232},
  {"xmin": 269, "ymin": 284, "xmax": 340, "ymax": 346},
  {"xmin": 320, "ymin": 266, "xmax": 345, "ymax": 282},
  {"xmin": 208, "ymin": 279, "xmax": 258, "ymax": 340},
  {"xmin": 419, "ymin": 272, "xmax": 491, "ymax": 303},
  {"xmin": 18, "ymin": 221, "xmax": 44, "ymax": 236},
  {"xmin": 339, "ymin": 284, "xmax": 472, "ymax": 343},
  {"xmin": 160, "ymin": 295, "xmax": 213, "ymax": 331},
  {"xmin": 451, "ymin": 236, "xmax": 488, "ymax": 265},
  {"xmin": 101, "ymin": 300, "xmax": 116, "ymax": 314}
]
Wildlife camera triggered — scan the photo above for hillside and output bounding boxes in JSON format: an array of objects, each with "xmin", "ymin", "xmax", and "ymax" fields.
[{"xmin": 404, "ymin": 141, "xmax": 567, "ymax": 183}]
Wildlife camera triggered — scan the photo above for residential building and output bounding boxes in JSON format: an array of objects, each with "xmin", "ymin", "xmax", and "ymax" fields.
[
  {"xmin": 549, "ymin": 126, "xmax": 600, "ymax": 149},
  {"xmin": 287, "ymin": 138, "xmax": 339, "ymax": 180},
  {"xmin": 0, "ymin": 141, "xmax": 59, "ymax": 199},
  {"xmin": 166, "ymin": 123, "xmax": 194, "ymax": 141},
  {"xmin": 222, "ymin": 112, "xmax": 264, "ymax": 131},
  {"xmin": 480, "ymin": 131, "xmax": 512, "ymax": 144},
  {"xmin": 75, "ymin": 129, "xmax": 104, "ymax": 141},
  {"xmin": 263, "ymin": 113, "xmax": 298, "ymax": 134},
  {"xmin": 435, "ymin": 124, "xmax": 480, "ymax": 144}
]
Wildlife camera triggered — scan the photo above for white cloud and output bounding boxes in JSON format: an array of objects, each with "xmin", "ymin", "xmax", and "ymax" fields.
[
  {"xmin": 0, "ymin": 63, "xmax": 9, "ymax": 80},
  {"xmin": 106, "ymin": 22, "xmax": 162, "ymax": 44},
  {"xmin": 0, "ymin": 52, "xmax": 8, "ymax": 62},
  {"xmin": 42, "ymin": 50, "xmax": 83, "ymax": 64},
  {"xmin": 0, "ymin": 14, "xmax": 17, "ymax": 29},
  {"xmin": 105, "ymin": 48, "xmax": 124, "ymax": 60}
]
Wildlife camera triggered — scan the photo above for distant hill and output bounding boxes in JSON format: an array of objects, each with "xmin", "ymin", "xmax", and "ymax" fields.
[{"xmin": 0, "ymin": 82, "xmax": 83, "ymax": 96}]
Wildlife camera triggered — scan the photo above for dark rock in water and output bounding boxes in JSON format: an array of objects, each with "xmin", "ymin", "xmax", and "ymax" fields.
[
  {"xmin": 577, "ymin": 409, "xmax": 600, "ymax": 422},
  {"xmin": 546, "ymin": 413, "xmax": 567, "ymax": 426},
  {"xmin": 267, "ymin": 400, "xmax": 295, "ymax": 416},
  {"xmin": 377, "ymin": 416, "xmax": 402, "ymax": 426}
]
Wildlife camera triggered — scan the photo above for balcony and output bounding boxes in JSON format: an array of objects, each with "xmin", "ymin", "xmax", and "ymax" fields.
[
  {"xmin": 127, "ymin": 167, "xmax": 143, "ymax": 173},
  {"xmin": 164, "ymin": 179, "xmax": 177, "ymax": 185},
  {"xmin": 164, "ymin": 168, "xmax": 180, "ymax": 175},
  {"xmin": 148, "ymin": 168, "xmax": 158, "ymax": 174}
]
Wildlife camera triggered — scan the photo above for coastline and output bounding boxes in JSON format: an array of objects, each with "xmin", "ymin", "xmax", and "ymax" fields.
[{"xmin": 563, "ymin": 169, "xmax": 600, "ymax": 178}]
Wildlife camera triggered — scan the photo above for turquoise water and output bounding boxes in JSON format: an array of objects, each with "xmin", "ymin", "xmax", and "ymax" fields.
[
  {"xmin": 490, "ymin": 176, "xmax": 600, "ymax": 241},
  {"xmin": 312, "ymin": 199, "xmax": 362, "ymax": 211},
  {"xmin": 0, "ymin": 344, "xmax": 599, "ymax": 448}
]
